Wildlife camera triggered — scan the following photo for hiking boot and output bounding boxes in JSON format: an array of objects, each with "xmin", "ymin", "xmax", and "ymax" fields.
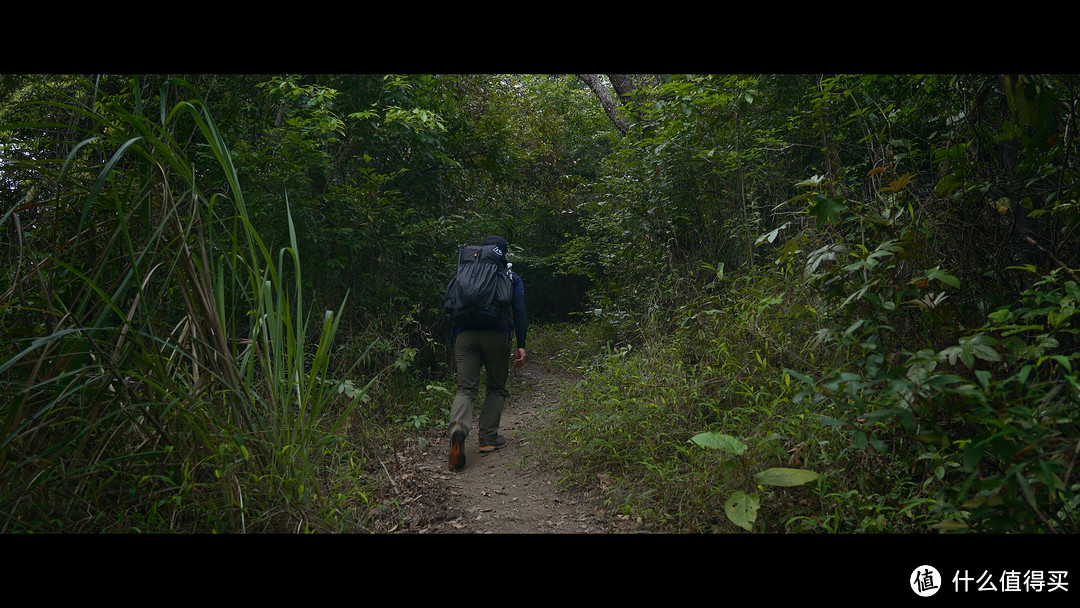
[
  {"xmin": 478, "ymin": 435, "xmax": 509, "ymax": 453},
  {"xmin": 449, "ymin": 425, "xmax": 466, "ymax": 470}
]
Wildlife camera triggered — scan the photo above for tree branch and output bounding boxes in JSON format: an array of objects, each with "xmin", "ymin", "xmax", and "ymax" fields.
[{"xmin": 577, "ymin": 74, "xmax": 630, "ymax": 135}]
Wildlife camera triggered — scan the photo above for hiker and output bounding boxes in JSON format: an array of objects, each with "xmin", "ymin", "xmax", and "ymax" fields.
[{"xmin": 445, "ymin": 235, "xmax": 527, "ymax": 471}]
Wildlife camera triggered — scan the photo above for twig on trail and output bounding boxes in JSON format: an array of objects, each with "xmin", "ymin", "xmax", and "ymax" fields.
[{"xmin": 377, "ymin": 453, "xmax": 399, "ymax": 495}]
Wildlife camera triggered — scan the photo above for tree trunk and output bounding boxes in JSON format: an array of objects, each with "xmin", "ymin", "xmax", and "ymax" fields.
[
  {"xmin": 608, "ymin": 74, "xmax": 635, "ymax": 105},
  {"xmin": 578, "ymin": 74, "xmax": 630, "ymax": 135}
]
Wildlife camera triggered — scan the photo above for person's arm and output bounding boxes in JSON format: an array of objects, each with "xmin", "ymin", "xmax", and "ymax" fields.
[{"xmin": 512, "ymin": 274, "xmax": 527, "ymax": 366}]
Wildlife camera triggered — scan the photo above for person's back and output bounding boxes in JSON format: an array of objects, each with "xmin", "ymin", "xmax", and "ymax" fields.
[{"xmin": 445, "ymin": 235, "xmax": 527, "ymax": 471}]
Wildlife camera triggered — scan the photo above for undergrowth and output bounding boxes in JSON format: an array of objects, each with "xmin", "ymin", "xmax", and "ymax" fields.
[
  {"xmin": 0, "ymin": 76, "xmax": 423, "ymax": 533},
  {"xmin": 532, "ymin": 276, "xmax": 868, "ymax": 532},
  {"xmin": 535, "ymin": 169, "xmax": 1079, "ymax": 534},
  {"xmin": 531, "ymin": 263, "xmax": 1050, "ymax": 533}
]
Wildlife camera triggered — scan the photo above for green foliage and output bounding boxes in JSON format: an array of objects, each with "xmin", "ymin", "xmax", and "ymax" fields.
[
  {"xmin": 534, "ymin": 269, "xmax": 836, "ymax": 532},
  {"xmin": 770, "ymin": 76, "xmax": 1080, "ymax": 533},
  {"xmin": 691, "ymin": 430, "xmax": 818, "ymax": 531},
  {"xmin": 536, "ymin": 74, "xmax": 1080, "ymax": 534},
  {"xmin": 230, "ymin": 74, "xmax": 459, "ymax": 328},
  {"xmin": 5, "ymin": 72, "xmax": 1079, "ymax": 535},
  {"xmin": 528, "ymin": 321, "xmax": 609, "ymax": 373},
  {"xmin": 0, "ymin": 76, "xmax": 381, "ymax": 532}
]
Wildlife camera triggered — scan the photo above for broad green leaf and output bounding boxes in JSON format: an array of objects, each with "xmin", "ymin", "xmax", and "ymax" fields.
[
  {"xmin": 755, "ymin": 225, "xmax": 784, "ymax": 246},
  {"xmin": 691, "ymin": 432, "xmax": 747, "ymax": 455},
  {"xmin": 853, "ymin": 430, "xmax": 868, "ymax": 449},
  {"xmin": 941, "ymin": 334, "xmax": 1000, "ymax": 367},
  {"xmin": 795, "ymin": 175, "xmax": 825, "ymax": 188},
  {"xmin": 926, "ymin": 266, "xmax": 960, "ymax": 289},
  {"xmin": 754, "ymin": 468, "xmax": 820, "ymax": 487},
  {"xmin": 930, "ymin": 520, "xmax": 969, "ymax": 532},
  {"xmin": 962, "ymin": 440, "xmax": 987, "ymax": 469},
  {"xmin": 725, "ymin": 490, "xmax": 759, "ymax": 531},
  {"xmin": 808, "ymin": 194, "xmax": 847, "ymax": 227}
]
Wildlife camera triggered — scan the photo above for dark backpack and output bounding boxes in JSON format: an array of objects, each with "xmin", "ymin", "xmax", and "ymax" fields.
[{"xmin": 443, "ymin": 244, "xmax": 514, "ymax": 329}]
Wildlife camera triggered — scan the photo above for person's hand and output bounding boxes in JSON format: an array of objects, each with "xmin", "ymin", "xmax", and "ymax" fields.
[{"xmin": 513, "ymin": 348, "xmax": 526, "ymax": 368}]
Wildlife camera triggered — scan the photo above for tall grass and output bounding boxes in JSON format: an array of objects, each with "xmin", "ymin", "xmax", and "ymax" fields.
[{"xmin": 0, "ymin": 76, "xmax": 371, "ymax": 532}]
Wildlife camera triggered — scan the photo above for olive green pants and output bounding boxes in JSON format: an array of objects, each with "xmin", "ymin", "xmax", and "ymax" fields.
[{"xmin": 449, "ymin": 329, "xmax": 511, "ymax": 442}]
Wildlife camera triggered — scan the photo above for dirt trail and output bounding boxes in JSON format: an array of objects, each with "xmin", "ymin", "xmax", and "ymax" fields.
[{"xmin": 370, "ymin": 360, "xmax": 637, "ymax": 534}]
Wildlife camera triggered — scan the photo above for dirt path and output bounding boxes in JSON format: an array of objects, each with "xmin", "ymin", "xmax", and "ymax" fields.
[{"xmin": 369, "ymin": 360, "xmax": 637, "ymax": 534}]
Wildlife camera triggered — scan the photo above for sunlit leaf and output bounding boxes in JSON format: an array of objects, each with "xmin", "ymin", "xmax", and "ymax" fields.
[
  {"xmin": 795, "ymin": 175, "xmax": 824, "ymax": 188},
  {"xmin": 926, "ymin": 266, "xmax": 960, "ymax": 289},
  {"xmin": 754, "ymin": 468, "xmax": 819, "ymax": 487},
  {"xmin": 1007, "ymin": 264, "xmax": 1038, "ymax": 273},
  {"xmin": 725, "ymin": 491, "xmax": 759, "ymax": 531},
  {"xmin": 691, "ymin": 432, "xmax": 748, "ymax": 455}
]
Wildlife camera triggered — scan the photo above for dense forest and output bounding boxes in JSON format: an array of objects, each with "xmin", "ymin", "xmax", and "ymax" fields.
[{"xmin": 1, "ymin": 74, "xmax": 1078, "ymax": 533}]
